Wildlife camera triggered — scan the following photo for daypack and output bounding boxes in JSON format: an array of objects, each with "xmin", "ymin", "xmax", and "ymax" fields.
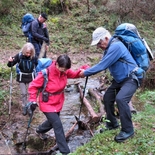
[
  {"xmin": 16, "ymin": 52, "xmax": 36, "ymax": 81},
  {"xmin": 21, "ymin": 13, "xmax": 34, "ymax": 40},
  {"xmin": 35, "ymin": 58, "xmax": 52, "ymax": 90},
  {"xmin": 113, "ymin": 23, "xmax": 154, "ymax": 72},
  {"xmin": 16, "ymin": 52, "xmax": 35, "ymax": 73}
]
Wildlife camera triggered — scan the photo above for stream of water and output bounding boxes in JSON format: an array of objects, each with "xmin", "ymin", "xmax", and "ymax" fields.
[{"xmin": 0, "ymin": 77, "xmax": 101, "ymax": 154}]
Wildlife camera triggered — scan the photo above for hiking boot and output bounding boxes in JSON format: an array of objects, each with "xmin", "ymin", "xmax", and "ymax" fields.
[
  {"xmin": 35, "ymin": 129, "xmax": 48, "ymax": 140},
  {"xmin": 114, "ymin": 130, "xmax": 134, "ymax": 142}
]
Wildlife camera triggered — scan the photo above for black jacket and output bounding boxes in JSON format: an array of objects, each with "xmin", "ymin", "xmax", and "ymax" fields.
[{"xmin": 30, "ymin": 19, "xmax": 49, "ymax": 45}]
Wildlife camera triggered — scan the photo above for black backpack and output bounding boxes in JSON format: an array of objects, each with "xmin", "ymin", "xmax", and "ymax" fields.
[{"xmin": 16, "ymin": 52, "xmax": 35, "ymax": 74}]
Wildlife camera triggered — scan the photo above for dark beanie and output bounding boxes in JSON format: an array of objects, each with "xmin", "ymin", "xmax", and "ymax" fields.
[{"xmin": 41, "ymin": 13, "xmax": 48, "ymax": 20}]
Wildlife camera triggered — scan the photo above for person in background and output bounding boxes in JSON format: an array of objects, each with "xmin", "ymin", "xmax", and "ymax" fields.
[
  {"xmin": 30, "ymin": 13, "xmax": 49, "ymax": 58},
  {"xmin": 80, "ymin": 27, "xmax": 144, "ymax": 143},
  {"xmin": 42, "ymin": 22, "xmax": 49, "ymax": 58},
  {"xmin": 7, "ymin": 42, "xmax": 37, "ymax": 110},
  {"xmin": 25, "ymin": 54, "xmax": 89, "ymax": 155}
]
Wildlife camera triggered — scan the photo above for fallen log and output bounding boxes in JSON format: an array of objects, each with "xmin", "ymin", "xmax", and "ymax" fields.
[
  {"xmin": 65, "ymin": 121, "xmax": 78, "ymax": 139},
  {"xmin": 86, "ymin": 123, "xmax": 94, "ymax": 136},
  {"xmin": 77, "ymin": 84, "xmax": 102, "ymax": 123},
  {"xmin": 88, "ymin": 88, "xmax": 105, "ymax": 115},
  {"xmin": 128, "ymin": 101, "xmax": 137, "ymax": 114}
]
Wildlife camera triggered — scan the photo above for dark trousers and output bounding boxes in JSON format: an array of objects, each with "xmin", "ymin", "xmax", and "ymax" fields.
[
  {"xmin": 104, "ymin": 77, "xmax": 138, "ymax": 133},
  {"xmin": 37, "ymin": 112, "xmax": 70, "ymax": 154},
  {"xmin": 33, "ymin": 42, "xmax": 42, "ymax": 58}
]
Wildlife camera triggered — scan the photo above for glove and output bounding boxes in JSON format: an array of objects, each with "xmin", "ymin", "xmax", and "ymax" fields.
[
  {"xmin": 22, "ymin": 102, "xmax": 38, "ymax": 116},
  {"xmin": 43, "ymin": 37, "xmax": 49, "ymax": 42},
  {"xmin": 27, "ymin": 102, "xmax": 38, "ymax": 116}
]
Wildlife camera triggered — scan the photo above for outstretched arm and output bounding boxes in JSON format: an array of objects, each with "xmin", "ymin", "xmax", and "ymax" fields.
[{"xmin": 66, "ymin": 65, "xmax": 90, "ymax": 79}]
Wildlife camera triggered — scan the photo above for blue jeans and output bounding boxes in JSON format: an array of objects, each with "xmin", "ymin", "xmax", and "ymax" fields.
[
  {"xmin": 104, "ymin": 77, "xmax": 138, "ymax": 133},
  {"xmin": 37, "ymin": 112, "xmax": 70, "ymax": 154}
]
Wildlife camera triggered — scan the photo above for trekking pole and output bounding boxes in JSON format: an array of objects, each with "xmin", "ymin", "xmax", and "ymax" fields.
[
  {"xmin": 78, "ymin": 76, "xmax": 88, "ymax": 121},
  {"xmin": 22, "ymin": 113, "xmax": 33, "ymax": 150},
  {"xmin": 9, "ymin": 66, "xmax": 13, "ymax": 118}
]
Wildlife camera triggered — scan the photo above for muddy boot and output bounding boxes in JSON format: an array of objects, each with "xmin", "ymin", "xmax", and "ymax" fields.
[{"xmin": 128, "ymin": 101, "xmax": 137, "ymax": 114}]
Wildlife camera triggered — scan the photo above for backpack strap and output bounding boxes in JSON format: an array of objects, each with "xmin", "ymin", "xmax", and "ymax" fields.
[
  {"xmin": 41, "ymin": 68, "xmax": 49, "ymax": 92},
  {"xmin": 16, "ymin": 52, "xmax": 22, "ymax": 74},
  {"xmin": 40, "ymin": 68, "xmax": 64, "ymax": 95},
  {"xmin": 110, "ymin": 36, "xmax": 138, "ymax": 68},
  {"xmin": 119, "ymin": 58, "xmax": 137, "ymax": 67}
]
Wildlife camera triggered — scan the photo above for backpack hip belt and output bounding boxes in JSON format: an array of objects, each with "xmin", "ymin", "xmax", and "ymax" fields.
[
  {"xmin": 48, "ymin": 90, "xmax": 64, "ymax": 96},
  {"xmin": 42, "ymin": 90, "xmax": 64, "ymax": 102},
  {"xmin": 19, "ymin": 72, "xmax": 35, "ymax": 81}
]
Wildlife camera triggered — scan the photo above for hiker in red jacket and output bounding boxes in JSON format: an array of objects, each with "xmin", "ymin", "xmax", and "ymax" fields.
[{"xmin": 27, "ymin": 54, "xmax": 89, "ymax": 155}]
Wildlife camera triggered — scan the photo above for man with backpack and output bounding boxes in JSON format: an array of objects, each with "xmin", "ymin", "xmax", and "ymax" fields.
[
  {"xmin": 30, "ymin": 13, "xmax": 50, "ymax": 58},
  {"xmin": 80, "ymin": 27, "xmax": 144, "ymax": 142}
]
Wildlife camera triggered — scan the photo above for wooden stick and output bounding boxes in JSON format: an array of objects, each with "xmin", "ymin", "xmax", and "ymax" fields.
[
  {"xmin": 77, "ymin": 84, "xmax": 101, "ymax": 122},
  {"xmin": 65, "ymin": 121, "xmax": 78, "ymax": 139},
  {"xmin": 86, "ymin": 124, "xmax": 94, "ymax": 136},
  {"xmin": 88, "ymin": 88, "xmax": 105, "ymax": 115}
]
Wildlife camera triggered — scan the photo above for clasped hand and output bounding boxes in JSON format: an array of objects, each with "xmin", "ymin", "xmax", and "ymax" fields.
[
  {"xmin": 79, "ymin": 69, "xmax": 85, "ymax": 78},
  {"xmin": 23, "ymin": 102, "xmax": 38, "ymax": 116}
]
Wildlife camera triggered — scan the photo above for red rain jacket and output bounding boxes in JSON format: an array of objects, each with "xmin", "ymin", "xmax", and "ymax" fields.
[{"xmin": 28, "ymin": 61, "xmax": 89, "ymax": 112}]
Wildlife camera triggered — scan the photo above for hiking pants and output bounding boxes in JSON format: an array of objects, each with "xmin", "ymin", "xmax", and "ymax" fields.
[
  {"xmin": 32, "ymin": 42, "xmax": 42, "ymax": 58},
  {"xmin": 104, "ymin": 77, "xmax": 138, "ymax": 133},
  {"xmin": 37, "ymin": 112, "xmax": 70, "ymax": 154},
  {"xmin": 19, "ymin": 83, "xmax": 29, "ymax": 106}
]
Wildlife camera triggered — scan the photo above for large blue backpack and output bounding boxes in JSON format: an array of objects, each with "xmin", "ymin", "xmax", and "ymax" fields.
[
  {"xmin": 113, "ymin": 23, "xmax": 154, "ymax": 71},
  {"xmin": 21, "ymin": 13, "xmax": 34, "ymax": 41}
]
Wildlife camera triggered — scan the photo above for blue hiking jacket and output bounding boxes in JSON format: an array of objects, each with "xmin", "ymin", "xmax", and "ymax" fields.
[{"xmin": 84, "ymin": 38, "xmax": 138, "ymax": 83}]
